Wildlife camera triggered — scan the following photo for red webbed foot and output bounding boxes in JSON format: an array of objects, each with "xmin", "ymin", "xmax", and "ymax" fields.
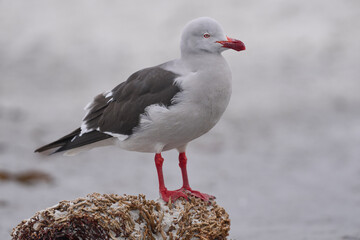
[
  {"xmin": 160, "ymin": 187, "xmax": 215, "ymax": 202},
  {"xmin": 156, "ymin": 152, "xmax": 215, "ymax": 203},
  {"xmin": 160, "ymin": 188, "xmax": 188, "ymax": 202},
  {"xmin": 178, "ymin": 187, "xmax": 215, "ymax": 202}
]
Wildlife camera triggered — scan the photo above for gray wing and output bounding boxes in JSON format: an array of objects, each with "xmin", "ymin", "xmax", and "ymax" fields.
[
  {"xmin": 35, "ymin": 66, "xmax": 180, "ymax": 154},
  {"xmin": 83, "ymin": 66, "xmax": 181, "ymax": 135}
]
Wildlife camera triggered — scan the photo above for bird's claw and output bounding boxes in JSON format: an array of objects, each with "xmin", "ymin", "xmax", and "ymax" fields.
[
  {"xmin": 160, "ymin": 188, "xmax": 188, "ymax": 202},
  {"xmin": 181, "ymin": 187, "xmax": 216, "ymax": 202},
  {"xmin": 160, "ymin": 187, "xmax": 215, "ymax": 202}
]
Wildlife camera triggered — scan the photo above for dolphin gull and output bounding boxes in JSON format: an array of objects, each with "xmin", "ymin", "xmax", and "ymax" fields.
[{"xmin": 35, "ymin": 17, "xmax": 246, "ymax": 202}]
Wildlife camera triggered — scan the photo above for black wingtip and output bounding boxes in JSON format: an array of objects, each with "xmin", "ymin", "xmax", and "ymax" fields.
[
  {"xmin": 34, "ymin": 146, "xmax": 53, "ymax": 154},
  {"xmin": 34, "ymin": 128, "xmax": 113, "ymax": 155},
  {"xmin": 34, "ymin": 146, "xmax": 51, "ymax": 153},
  {"xmin": 34, "ymin": 147, "xmax": 58, "ymax": 156},
  {"xmin": 34, "ymin": 128, "xmax": 82, "ymax": 154}
]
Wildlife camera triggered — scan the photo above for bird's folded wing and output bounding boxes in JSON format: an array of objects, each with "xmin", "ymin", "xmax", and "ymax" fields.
[{"xmin": 82, "ymin": 66, "xmax": 181, "ymax": 136}]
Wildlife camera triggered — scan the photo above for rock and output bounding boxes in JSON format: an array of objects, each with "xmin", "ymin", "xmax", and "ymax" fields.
[{"xmin": 12, "ymin": 193, "xmax": 230, "ymax": 239}]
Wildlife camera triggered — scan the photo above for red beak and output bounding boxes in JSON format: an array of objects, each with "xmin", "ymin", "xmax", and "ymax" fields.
[{"xmin": 217, "ymin": 36, "xmax": 246, "ymax": 51}]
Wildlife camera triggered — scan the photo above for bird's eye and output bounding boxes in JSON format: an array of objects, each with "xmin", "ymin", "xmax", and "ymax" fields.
[{"xmin": 203, "ymin": 33, "xmax": 211, "ymax": 38}]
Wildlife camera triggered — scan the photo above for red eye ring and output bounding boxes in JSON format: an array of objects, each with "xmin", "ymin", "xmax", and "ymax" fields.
[{"xmin": 203, "ymin": 33, "xmax": 211, "ymax": 38}]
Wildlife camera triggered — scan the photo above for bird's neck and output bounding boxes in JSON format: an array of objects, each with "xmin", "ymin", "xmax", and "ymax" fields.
[{"xmin": 180, "ymin": 52, "xmax": 227, "ymax": 72}]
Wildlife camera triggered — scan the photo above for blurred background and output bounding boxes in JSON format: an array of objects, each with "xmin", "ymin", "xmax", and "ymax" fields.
[{"xmin": 1, "ymin": 0, "xmax": 360, "ymax": 239}]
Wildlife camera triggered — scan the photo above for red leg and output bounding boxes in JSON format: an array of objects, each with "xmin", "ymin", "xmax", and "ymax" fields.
[
  {"xmin": 177, "ymin": 152, "xmax": 215, "ymax": 201},
  {"xmin": 179, "ymin": 152, "xmax": 190, "ymax": 188},
  {"xmin": 155, "ymin": 153, "xmax": 166, "ymax": 192},
  {"xmin": 154, "ymin": 153, "xmax": 187, "ymax": 202}
]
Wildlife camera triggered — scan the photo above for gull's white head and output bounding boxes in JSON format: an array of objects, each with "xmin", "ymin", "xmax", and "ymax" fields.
[{"xmin": 180, "ymin": 17, "xmax": 245, "ymax": 56}]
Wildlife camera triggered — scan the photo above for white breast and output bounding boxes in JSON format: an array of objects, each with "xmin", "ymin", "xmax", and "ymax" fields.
[{"xmin": 119, "ymin": 55, "xmax": 232, "ymax": 153}]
